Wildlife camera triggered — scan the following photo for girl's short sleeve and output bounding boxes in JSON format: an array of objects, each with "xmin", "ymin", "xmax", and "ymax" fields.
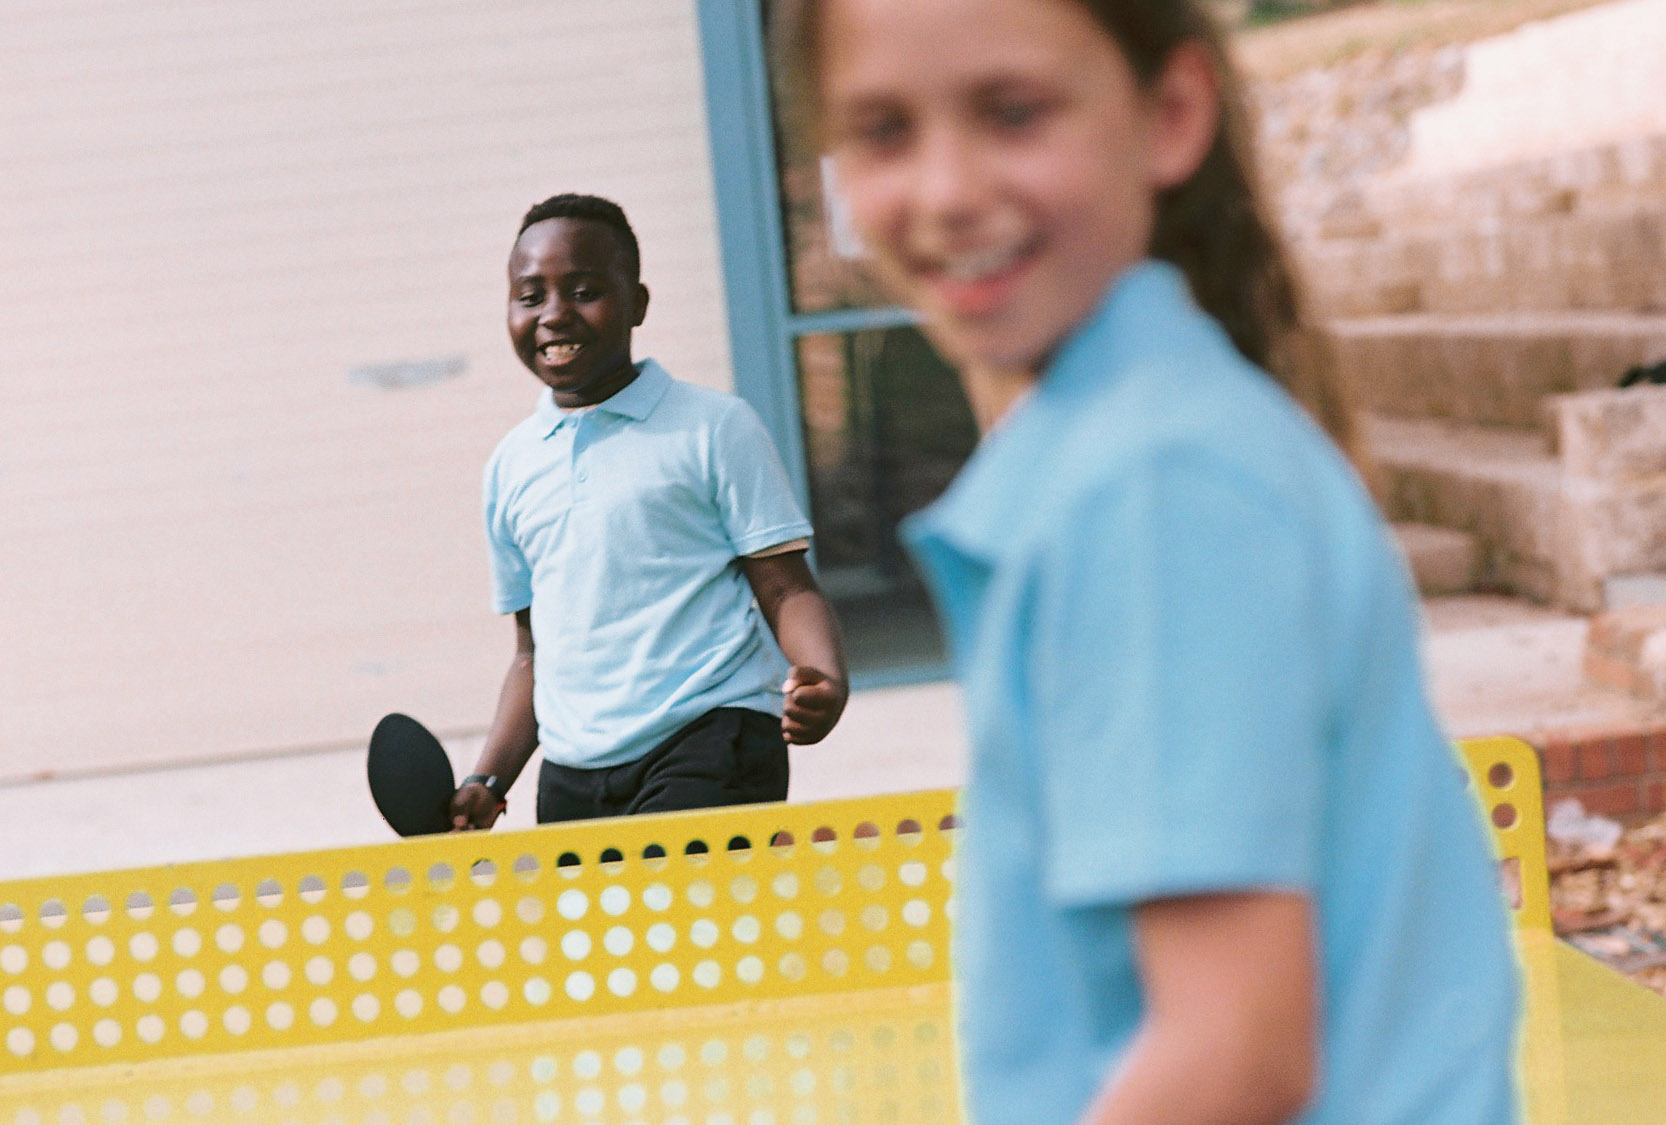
[{"xmin": 1029, "ymin": 448, "xmax": 1328, "ymax": 908}]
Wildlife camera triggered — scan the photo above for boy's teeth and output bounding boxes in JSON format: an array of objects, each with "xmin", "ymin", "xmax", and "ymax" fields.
[{"xmin": 541, "ymin": 343, "xmax": 583, "ymax": 362}]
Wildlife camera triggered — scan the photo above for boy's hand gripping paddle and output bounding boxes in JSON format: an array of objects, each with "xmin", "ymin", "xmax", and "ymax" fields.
[{"xmin": 367, "ymin": 713, "xmax": 456, "ymax": 837}]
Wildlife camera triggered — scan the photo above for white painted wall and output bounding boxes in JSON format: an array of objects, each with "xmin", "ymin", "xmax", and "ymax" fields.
[{"xmin": 0, "ymin": 0, "xmax": 734, "ymax": 777}]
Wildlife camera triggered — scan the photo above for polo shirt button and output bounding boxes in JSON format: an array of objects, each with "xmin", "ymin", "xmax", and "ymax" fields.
[{"xmin": 576, "ymin": 470, "xmax": 588, "ymax": 482}]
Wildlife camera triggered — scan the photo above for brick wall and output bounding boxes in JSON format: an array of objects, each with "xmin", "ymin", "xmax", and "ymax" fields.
[
  {"xmin": 0, "ymin": 1, "xmax": 732, "ymax": 778},
  {"xmin": 1539, "ymin": 724, "xmax": 1666, "ymax": 820}
]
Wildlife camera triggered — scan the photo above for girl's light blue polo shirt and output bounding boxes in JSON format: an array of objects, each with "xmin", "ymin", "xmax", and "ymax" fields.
[
  {"xmin": 484, "ymin": 359, "xmax": 813, "ymax": 769},
  {"xmin": 903, "ymin": 263, "xmax": 1520, "ymax": 1124}
]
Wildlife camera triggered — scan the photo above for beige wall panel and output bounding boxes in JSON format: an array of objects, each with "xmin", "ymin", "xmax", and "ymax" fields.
[{"xmin": 0, "ymin": 0, "xmax": 734, "ymax": 778}]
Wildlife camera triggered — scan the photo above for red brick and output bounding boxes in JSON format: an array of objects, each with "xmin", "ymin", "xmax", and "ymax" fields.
[
  {"xmin": 1650, "ymin": 729, "xmax": 1666, "ymax": 772},
  {"xmin": 1615, "ymin": 732, "xmax": 1650, "ymax": 777},
  {"xmin": 1577, "ymin": 782, "xmax": 1641, "ymax": 818},
  {"xmin": 1646, "ymin": 782, "xmax": 1666, "ymax": 816},
  {"xmin": 1579, "ymin": 740, "xmax": 1614, "ymax": 781},
  {"xmin": 1540, "ymin": 739, "xmax": 1578, "ymax": 785}
]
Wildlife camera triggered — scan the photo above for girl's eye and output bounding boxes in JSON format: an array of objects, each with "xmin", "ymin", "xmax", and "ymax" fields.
[
  {"xmin": 841, "ymin": 110, "xmax": 910, "ymax": 153},
  {"xmin": 985, "ymin": 96, "xmax": 1048, "ymax": 132}
]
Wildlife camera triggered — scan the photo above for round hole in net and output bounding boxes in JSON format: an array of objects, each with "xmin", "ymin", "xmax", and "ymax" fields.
[
  {"xmin": 779, "ymin": 952, "xmax": 808, "ymax": 982},
  {"xmin": 129, "ymin": 932, "xmax": 159, "ymax": 962},
  {"xmin": 388, "ymin": 907, "xmax": 417, "ymax": 939},
  {"xmin": 381, "ymin": 868, "xmax": 411, "ymax": 896},
  {"xmin": 642, "ymin": 843, "xmax": 668, "ymax": 865},
  {"xmin": 604, "ymin": 925, "xmax": 634, "ymax": 957},
  {"xmin": 84, "ymin": 933, "xmax": 114, "ymax": 966},
  {"xmin": 45, "ymin": 981, "xmax": 73, "ymax": 1011},
  {"xmin": 90, "ymin": 976, "xmax": 118, "ymax": 1006},
  {"xmin": 395, "ymin": 989, "xmax": 423, "ymax": 1019},
  {"xmin": 730, "ymin": 874, "xmax": 759, "ymax": 905},
  {"xmin": 42, "ymin": 939, "xmax": 71, "ymax": 970},
  {"xmin": 815, "ymin": 867, "xmax": 842, "ymax": 896},
  {"xmin": 48, "ymin": 1022, "xmax": 77, "ymax": 1052},
  {"xmin": 40, "ymin": 899, "xmax": 68, "ymax": 928},
  {"xmin": 516, "ymin": 895, "xmax": 546, "ymax": 925},
  {"xmin": 309, "ymin": 997, "xmax": 338, "ymax": 1027},
  {"xmin": 180, "ymin": 1010, "xmax": 209, "ymax": 1040},
  {"xmin": 4, "ymin": 1027, "xmax": 32, "ymax": 1057},
  {"xmin": 822, "ymin": 949, "xmax": 850, "ymax": 977},
  {"xmin": 176, "ymin": 968, "xmax": 206, "ymax": 999},
  {"xmin": 607, "ymin": 968, "xmax": 637, "ymax": 997},
  {"xmin": 520, "ymin": 935, "xmax": 549, "ymax": 964},
  {"xmin": 819, "ymin": 910, "xmax": 847, "ymax": 937},
  {"xmin": 215, "ymin": 923, "xmax": 245, "ymax": 954},
  {"xmin": 562, "ymin": 930, "xmax": 593, "ymax": 961},
  {"xmin": 939, "ymin": 814, "xmax": 961, "ymax": 832},
  {"xmin": 351, "ymin": 993, "xmax": 379, "ymax": 1022},
  {"xmin": 437, "ymin": 985, "xmax": 466, "ymax": 1015},
  {"xmin": 218, "ymin": 964, "xmax": 248, "ymax": 994},
  {"xmin": 301, "ymin": 915, "xmax": 331, "ymax": 945},
  {"xmin": 206, "ymin": 884, "xmax": 239, "ymax": 912},
  {"xmin": 432, "ymin": 904, "xmax": 459, "ymax": 934},
  {"xmin": 434, "ymin": 944, "xmax": 463, "ymax": 973},
  {"xmin": 2, "ymin": 985, "xmax": 28, "ymax": 1015},
  {"xmin": 861, "ymin": 905, "xmax": 889, "ymax": 933},
  {"xmin": 858, "ymin": 864, "xmax": 886, "ymax": 892},
  {"xmin": 1492, "ymin": 803, "xmax": 1519, "ymax": 830},
  {"xmin": 167, "ymin": 888, "xmax": 197, "ymax": 917},
  {"xmin": 557, "ymin": 851, "xmax": 583, "ymax": 872},
  {"xmin": 137, "ymin": 1013, "xmax": 166, "ymax": 1043},
  {"xmin": 524, "ymin": 975, "xmax": 553, "ymax": 1005},
  {"xmin": 81, "ymin": 895, "xmax": 112, "ymax": 923},
  {"xmin": 304, "ymin": 956, "xmax": 334, "ymax": 986},
  {"xmin": 896, "ymin": 817, "xmax": 923, "ymax": 840},
  {"xmin": 619, "ymin": 1082, "xmax": 648, "ymax": 1115},
  {"xmin": 853, "ymin": 821, "xmax": 881, "ymax": 850},
  {"xmin": 391, "ymin": 949, "xmax": 420, "ymax": 977},
  {"xmin": 903, "ymin": 900, "xmax": 932, "ymax": 927},
  {"xmin": 683, "ymin": 839, "xmax": 710, "ymax": 859},
  {"xmin": 650, "ymin": 963, "xmax": 680, "ymax": 992},
  {"xmin": 344, "ymin": 910, "xmax": 373, "ymax": 941},
  {"xmin": 662, "ymin": 1078, "xmax": 690, "ymax": 1108},
  {"xmin": 261, "ymin": 960, "xmax": 291, "ymax": 990},
  {"xmin": 643, "ymin": 883, "xmax": 674, "ymax": 912},
  {"xmin": 658, "ymin": 1042, "xmax": 688, "ymax": 1071},
  {"xmin": 565, "ymin": 972, "xmax": 596, "ymax": 1002},
  {"xmin": 646, "ymin": 922, "xmax": 676, "ymax": 953},
  {"xmin": 557, "ymin": 889, "xmax": 589, "ymax": 921},
  {"xmin": 772, "ymin": 872, "xmax": 800, "ymax": 900},
  {"xmin": 726, "ymin": 835, "xmax": 753, "ymax": 856},
  {"xmin": 575, "ymin": 1088, "xmax": 606, "ymax": 1117},
  {"xmin": 93, "ymin": 1018, "xmax": 121, "ymax": 1049},
  {"xmin": 348, "ymin": 952, "xmax": 376, "ymax": 982},
  {"xmin": 899, "ymin": 860, "xmax": 928, "ymax": 887},
  {"xmin": 172, "ymin": 927, "xmax": 202, "ymax": 958},
  {"xmin": 907, "ymin": 940, "xmax": 935, "ymax": 969},
  {"xmin": 692, "ymin": 960, "xmax": 722, "ymax": 990},
  {"xmin": 866, "ymin": 945, "xmax": 893, "ymax": 972},
  {"xmin": 699, "ymin": 1039, "xmax": 728, "ymax": 1067},
  {"xmin": 427, "ymin": 863, "xmax": 455, "ymax": 891},
  {"xmin": 513, "ymin": 854, "xmax": 541, "ymax": 882},
  {"xmin": 477, "ymin": 939, "xmax": 507, "ymax": 970},
  {"xmin": 599, "ymin": 848, "xmax": 625, "ymax": 868},
  {"xmin": 775, "ymin": 911, "xmax": 804, "ymax": 940},
  {"xmin": 470, "ymin": 859, "xmax": 498, "ymax": 887},
  {"xmin": 736, "ymin": 955, "xmax": 764, "ymax": 985},
  {"xmin": 124, "ymin": 891, "xmax": 154, "ymax": 921},
  {"xmin": 690, "ymin": 919, "xmax": 720, "ymax": 949},
  {"xmin": 473, "ymin": 899, "xmax": 502, "ymax": 928},
  {"xmin": 253, "ymin": 878, "xmax": 284, "ymax": 907},
  {"xmin": 296, "ymin": 875, "xmax": 326, "ymax": 905},
  {"xmin": 0, "ymin": 944, "xmax": 24, "ymax": 974},
  {"xmin": 0, "ymin": 904, "xmax": 22, "ymax": 935},
  {"xmin": 732, "ymin": 915, "xmax": 761, "ymax": 944},
  {"xmin": 687, "ymin": 881, "xmax": 715, "ymax": 909},
  {"xmin": 133, "ymin": 972, "xmax": 162, "ymax": 1003},
  {"xmin": 332, "ymin": 871, "xmax": 368, "ymax": 901},
  {"xmin": 258, "ymin": 919, "xmax": 287, "ymax": 949},
  {"xmin": 1488, "ymin": 762, "xmax": 1515, "ymax": 790},
  {"xmin": 810, "ymin": 826, "xmax": 838, "ymax": 854},
  {"xmin": 769, "ymin": 830, "xmax": 796, "ymax": 856}
]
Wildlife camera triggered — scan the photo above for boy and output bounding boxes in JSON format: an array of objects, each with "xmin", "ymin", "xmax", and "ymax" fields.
[{"xmin": 450, "ymin": 193, "xmax": 847, "ymax": 830}]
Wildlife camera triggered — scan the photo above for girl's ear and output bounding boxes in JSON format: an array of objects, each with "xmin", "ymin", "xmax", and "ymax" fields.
[{"xmin": 1147, "ymin": 40, "xmax": 1220, "ymax": 192}]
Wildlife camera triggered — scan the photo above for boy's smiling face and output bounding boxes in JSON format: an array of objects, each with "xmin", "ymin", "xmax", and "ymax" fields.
[{"xmin": 507, "ymin": 217, "xmax": 649, "ymax": 407}]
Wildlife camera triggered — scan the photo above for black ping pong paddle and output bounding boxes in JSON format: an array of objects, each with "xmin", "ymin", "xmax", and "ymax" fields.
[{"xmin": 367, "ymin": 712, "xmax": 456, "ymax": 837}]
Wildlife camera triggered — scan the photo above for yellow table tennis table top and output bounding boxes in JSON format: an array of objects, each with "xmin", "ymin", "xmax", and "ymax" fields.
[{"xmin": 3, "ymin": 768, "xmax": 1666, "ymax": 1123}]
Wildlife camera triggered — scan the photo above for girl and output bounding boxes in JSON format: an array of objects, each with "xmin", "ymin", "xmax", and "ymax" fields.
[{"xmin": 777, "ymin": 1, "xmax": 1520, "ymax": 1122}]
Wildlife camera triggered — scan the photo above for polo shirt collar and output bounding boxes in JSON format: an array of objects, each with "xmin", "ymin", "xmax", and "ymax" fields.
[
  {"xmin": 905, "ymin": 260, "xmax": 1195, "ymax": 565},
  {"xmin": 534, "ymin": 358, "xmax": 672, "ymax": 437}
]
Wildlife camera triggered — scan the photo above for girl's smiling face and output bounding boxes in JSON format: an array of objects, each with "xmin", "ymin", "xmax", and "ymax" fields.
[{"xmin": 818, "ymin": 0, "xmax": 1210, "ymax": 373}]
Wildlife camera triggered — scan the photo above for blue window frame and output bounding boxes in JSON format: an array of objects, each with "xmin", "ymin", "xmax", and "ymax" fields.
[{"xmin": 697, "ymin": 0, "xmax": 977, "ymax": 688}]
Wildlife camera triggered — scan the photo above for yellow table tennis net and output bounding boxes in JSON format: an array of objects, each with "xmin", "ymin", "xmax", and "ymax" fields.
[{"xmin": 0, "ymin": 790, "xmax": 960, "ymax": 1077}]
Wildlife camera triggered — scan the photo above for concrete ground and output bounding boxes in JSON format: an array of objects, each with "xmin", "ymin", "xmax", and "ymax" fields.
[{"xmin": 5, "ymin": 594, "xmax": 1661, "ymax": 882}]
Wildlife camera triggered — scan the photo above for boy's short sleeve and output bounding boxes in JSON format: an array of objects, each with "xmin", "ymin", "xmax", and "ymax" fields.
[
  {"xmin": 483, "ymin": 449, "xmax": 532, "ymax": 615},
  {"xmin": 710, "ymin": 400, "xmax": 814, "ymax": 557},
  {"xmin": 1029, "ymin": 448, "xmax": 1328, "ymax": 908}
]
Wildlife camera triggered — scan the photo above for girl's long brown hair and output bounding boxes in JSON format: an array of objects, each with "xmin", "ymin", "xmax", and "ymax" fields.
[{"xmin": 774, "ymin": 0, "xmax": 1371, "ymax": 480}]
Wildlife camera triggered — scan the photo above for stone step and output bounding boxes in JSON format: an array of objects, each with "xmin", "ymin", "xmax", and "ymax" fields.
[
  {"xmin": 1303, "ymin": 208, "xmax": 1666, "ymax": 318},
  {"xmin": 1371, "ymin": 411, "xmax": 1666, "ymax": 611},
  {"xmin": 1333, "ymin": 312, "xmax": 1666, "ymax": 430},
  {"xmin": 1394, "ymin": 522, "xmax": 1481, "ymax": 596}
]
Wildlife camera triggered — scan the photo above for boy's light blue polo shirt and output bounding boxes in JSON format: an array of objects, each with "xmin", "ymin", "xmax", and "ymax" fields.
[
  {"xmin": 903, "ymin": 263, "xmax": 1520, "ymax": 1124},
  {"xmin": 484, "ymin": 359, "xmax": 813, "ymax": 769}
]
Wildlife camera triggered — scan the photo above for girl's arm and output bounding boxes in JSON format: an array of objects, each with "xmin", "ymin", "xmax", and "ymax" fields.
[
  {"xmin": 1080, "ymin": 890, "xmax": 1318, "ymax": 1125},
  {"xmin": 742, "ymin": 551, "xmax": 849, "ymax": 744},
  {"xmin": 451, "ymin": 609, "xmax": 541, "ymax": 829}
]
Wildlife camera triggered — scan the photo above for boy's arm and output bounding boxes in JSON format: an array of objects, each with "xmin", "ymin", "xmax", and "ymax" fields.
[
  {"xmin": 741, "ymin": 550, "xmax": 848, "ymax": 745},
  {"xmin": 451, "ymin": 608, "xmax": 541, "ymax": 830},
  {"xmin": 1078, "ymin": 891, "xmax": 1318, "ymax": 1125}
]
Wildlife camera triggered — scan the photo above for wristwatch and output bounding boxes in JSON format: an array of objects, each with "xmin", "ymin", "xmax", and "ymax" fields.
[{"xmin": 461, "ymin": 774, "xmax": 508, "ymax": 802}]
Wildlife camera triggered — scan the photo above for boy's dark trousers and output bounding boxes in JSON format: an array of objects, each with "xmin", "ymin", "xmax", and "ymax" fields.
[{"xmin": 535, "ymin": 707, "xmax": 788, "ymax": 824}]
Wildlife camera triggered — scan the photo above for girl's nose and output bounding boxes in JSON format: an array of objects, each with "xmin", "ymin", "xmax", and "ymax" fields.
[{"xmin": 911, "ymin": 124, "xmax": 986, "ymax": 228}]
